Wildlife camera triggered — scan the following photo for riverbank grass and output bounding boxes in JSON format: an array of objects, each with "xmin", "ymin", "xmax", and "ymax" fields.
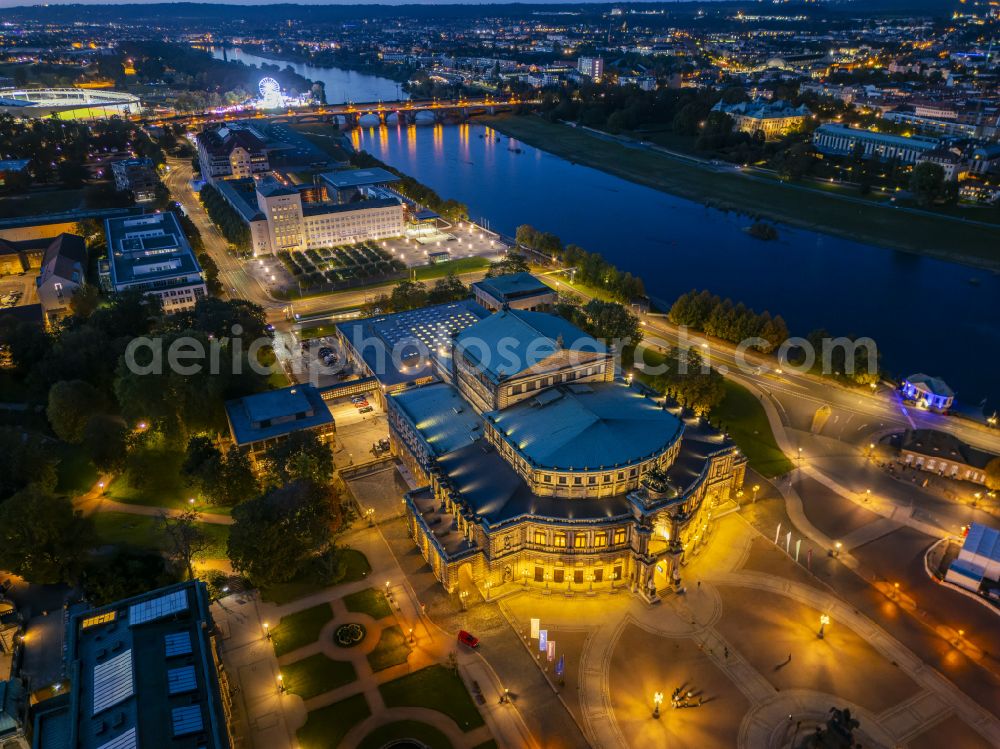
[{"xmin": 482, "ymin": 115, "xmax": 1000, "ymax": 269}]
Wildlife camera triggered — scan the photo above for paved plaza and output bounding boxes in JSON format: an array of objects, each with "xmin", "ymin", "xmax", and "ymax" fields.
[{"xmin": 493, "ymin": 513, "xmax": 1000, "ymax": 749}]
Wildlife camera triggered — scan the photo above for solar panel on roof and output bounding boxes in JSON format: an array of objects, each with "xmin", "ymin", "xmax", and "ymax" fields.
[
  {"xmin": 96, "ymin": 727, "xmax": 137, "ymax": 749},
  {"xmin": 164, "ymin": 631, "xmax": 193, "ymax": 657},
  {"xmin": 92, "ymin": 650, "xmax": 134, "ymax": 716},
  {"xmin": 167, "ymin": 665, "xmax": 198, "ymax": 695},
  {"xmin": 171, "ymin": 705, "xmax": 204, "ymax": 737},
  {"xmin": 129, "ymin": 589, "xmax": 188, "ymax": 626}
]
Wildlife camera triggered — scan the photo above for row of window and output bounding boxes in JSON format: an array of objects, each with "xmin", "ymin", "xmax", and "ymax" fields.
[
  {"xmin": 508, "ymin": 365, "xmax": 603, "ymax": 396},
  {"xmin": 525, "ymin": 527, "xmax": 628, "ymax": 548}
]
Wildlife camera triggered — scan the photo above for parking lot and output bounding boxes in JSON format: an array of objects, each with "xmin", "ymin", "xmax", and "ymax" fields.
[
  {"xmin": 328, "ymin": 395, "xmax": 389, "ymax": 469},
  {"xmin": 0, "ymin": 274, "xmax": 38, "ymax": 309}
]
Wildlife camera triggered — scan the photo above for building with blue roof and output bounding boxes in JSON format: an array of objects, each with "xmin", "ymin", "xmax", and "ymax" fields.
[
  {"xmin": 225, "ymin": 384, "xmax": 334, "ymax": 461},
  {"xmin": 471, "ymin": 272, "xmax": 557, "ymax": 312},
  {"xmin": 378, "ymin": 305, "xmax": 746, "ymax": 601},
  {"xmin": 946, "ymin": 523, "xmax": 1000, "ymax": 600}
]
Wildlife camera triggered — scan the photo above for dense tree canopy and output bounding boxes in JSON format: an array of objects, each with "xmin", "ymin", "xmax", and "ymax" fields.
[{"xmin": 0, "ymin": 487, "xmax": 93, "ymax": 584}]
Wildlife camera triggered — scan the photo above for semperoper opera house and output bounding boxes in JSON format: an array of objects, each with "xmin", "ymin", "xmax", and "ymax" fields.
[{"xmin": 338, "ymin": 284, "xmax": 746, "ymax": 601}]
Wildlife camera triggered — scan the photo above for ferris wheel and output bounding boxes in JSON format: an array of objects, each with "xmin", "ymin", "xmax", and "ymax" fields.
[{"xmin": 258, "ymin": 77, "xmax": 282, "ymax": 107}]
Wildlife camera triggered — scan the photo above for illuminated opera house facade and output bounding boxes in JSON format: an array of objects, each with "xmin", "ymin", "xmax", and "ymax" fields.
[{"xmin": 338, "ymin": 285, "xmax": 746, "ymax": 601}]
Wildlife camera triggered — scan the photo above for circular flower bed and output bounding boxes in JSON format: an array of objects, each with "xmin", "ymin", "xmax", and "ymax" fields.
[{"xmin": 334, "ymin": 622, "xmax": 366, "ymax": 648}]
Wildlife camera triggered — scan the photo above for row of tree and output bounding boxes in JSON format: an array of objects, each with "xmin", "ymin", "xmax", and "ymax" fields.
[
  {"xmin": 514, "ymin": 225, "xmax": 646, "ymax": 303},
  {"xmin": 668, "ymin": 289, "xmax": 790, "ymax": 353},
  {"xmin": 362, "ymin": 273, "xmax": 469, "ymax": 315},
  {"xmin": 199, "ymin": 183, "xmax": 252, "ymax": 252}
]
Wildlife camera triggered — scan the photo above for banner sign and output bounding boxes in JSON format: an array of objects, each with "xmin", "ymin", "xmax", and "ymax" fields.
[
  {"xmin": 539, "ymin": 630, "xmax": 548, "ymax": 652},
  {"xmin": 547, "ymin": 641, "xmax": 556, "ymax": 662},
  {"xmin": 530, "ymin": 618, "xmax": 540, "ymax": 639}
]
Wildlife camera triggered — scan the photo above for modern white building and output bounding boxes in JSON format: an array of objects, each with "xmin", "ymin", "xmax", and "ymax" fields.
[
  {"xmin": 103, "ymin": 212, "xmax": 207, "ymax": 313},
  {"xmin": 577, "ymin": 56, "xmax": 605, "ymax": 81},
  {"xmin": 946, "ymin": 523, "xmax": 1000, "ymax": 600}
]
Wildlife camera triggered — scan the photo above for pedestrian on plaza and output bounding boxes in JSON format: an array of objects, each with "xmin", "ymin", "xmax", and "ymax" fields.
[{"xmin": 724, "ymin": 646, "xmax": 729, "ymax": 660}]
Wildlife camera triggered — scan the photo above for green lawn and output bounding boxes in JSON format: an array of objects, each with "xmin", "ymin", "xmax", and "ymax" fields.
[
  {"xmin": 712, "ymin": 379, "xmax": 794, "ymax": 477},
  {"xmin": 260, "ymin": 548, "xmax": 372, "ymax": 605},
  {"xmin": 268, "ymin": 368, "xmax": 291, "ymax": 388},
  {"xmin": 297, "ymin": 693, "xmax": 371, "ymax": 749},
  {"xmin": 483, "ymin": 115, "xmax": 1000, "ymax": 269},
  {"xmin": 343, "ymin": 588, "xmax": 392, "ymax": 620},
  {"xmin": 92, "ymin": 512, "xmax": 230, "ymax": 560},
  {"xmin": 413, "ymin": 256, "xmax": 491, "ymax": 281},
  {"xmin": 357, "ymin": 721, "xmax": 455, "ymax": 749},
  {"xmin": 282, "ymin": 653, "xmax": 357, "ymax": 700},
  {"xmin": 366, "ymin": 625, "xmax": 412, "ymax": 672},
  {"xmin": 271, "ymin": 603, "xmax": 334, "ymax": 657},
  {"xmin": 108, "ymin": 447, "xmax": 202, "ymax": 511},
  {"xmin": 380, "ymin": 665, "xmax": 484, "ymax": 732},
  {"xmin": 54, "ymin": 443, "xmax": 98, "ymax": 496}
]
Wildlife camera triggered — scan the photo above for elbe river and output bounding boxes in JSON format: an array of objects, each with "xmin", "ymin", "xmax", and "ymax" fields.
[{"xmin": 215, "ymin": 48, "xmax": 1000, "ymax": 411}]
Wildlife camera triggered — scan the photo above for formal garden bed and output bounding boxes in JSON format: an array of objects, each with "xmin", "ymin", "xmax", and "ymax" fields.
[
  {"xmin": 343, "ymin": 587, "xmax": 393, "ymax": 620},
  {"xmin": 282, "ymin": 653, "xmax": 357, "ymax": 700},
  {"xmin": 271, "ymin": 603, "xmax": 334, "ymax": 657},
  {"xmin": 356, "ymin": 720, "xmax": 454, "ymax": 749},
  {"xmin": 334, "ymin": 622, "xmax": 367, "ymax": 648},
  {"xmin": 366, "ymin": 625, "xmax": 412, "ymax": 672},
  {"xmin": 380, "ymin": 666, "xmax": 485, "ymax": 732},
  {"xmin": 296, "ymin": 693, "xmax": 371, "ymax": 749}
]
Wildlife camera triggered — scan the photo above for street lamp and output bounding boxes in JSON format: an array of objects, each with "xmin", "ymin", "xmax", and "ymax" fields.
[
  {"xmin": 797, "ymin": 447, "xmax": 803, "ymax": 465},
  {"xmin": 263, "ymin": 622, "xmax": 271, "ymax": 640},
  {"xmin": 752, "ymin": 484, "xmax": 760, "ymax": 503},
  {"xmin": 735, "ymin": 489, "xmax": 744, "ymax": 508},
  {"xmin": 652, "ymin": 691, "xmax": 663, "ymax": 719},
  {"xmin": 485, "ymin": 580, "xmax": 493, "ymax": 600},
  {"xmin": 818, "ymin": 613, "xmax": 830, "ymax": 639},
  {"xmin": 408, "ymin": 627, "xmax": 415, "ymax": 644},
  {"xmin": 277, "ymin": 673, "xmax": 285, "ymax": 693}
]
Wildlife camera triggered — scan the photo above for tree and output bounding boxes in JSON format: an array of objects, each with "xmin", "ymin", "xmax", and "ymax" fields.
[
  {"xmin": 984, "ymin": 457, "xmax": 1000, "ymax": 492},
  {"xmin": 214, "ymin": 447, "xmax": 259, "ymax": 507},
  {"xmin": 81, "ymin": 414, "xmax": 130, "ymax": 473},
  {"xmin": 909, "ymin": 161, "xmax": 947, "ymax": 207},
  {"xmin": 486, "ymin": 252, "xmax": 530, "ymax": 278},
  {"xmin": 69, "ymin": 285, "xmax": 101, "ymax": 319},
  {"xmin": 427, "ymin": 273, "xmax": 468, "ymax": 305},
  {"xmin": 159, "ymin": 509, "xmax": 209, "ymax": 580},
  {"xmin": 0, "ymin": 427, "xmax": 58, "ymax": 498},
  {"xmin": 182, "ymin": 435, "xmax": 223, "ymax": 495},
  {"xmin": 82, "ymin": 549, "xmax": 177, "ymax": 606},
  {"xmin": 388, "ymin": 280, "xmax": 428, "ymax": 312},
  {"xmin": 581, "ymin": 299, "xmax": 642, "ymax": 346},
  {"xmin": 47, "ymin": 379, "xmax": 108, "ymax": 443},
  {"xmin": 0, "ymin": 487, "xmax": 93, "ymax": 584},
  {"xmin": 227, "ymin": 480, "xmax": 336, "ymax": 587},
  {"xmin": 263, "ymin": 431, "xmax": 334, "ymax": 488}
]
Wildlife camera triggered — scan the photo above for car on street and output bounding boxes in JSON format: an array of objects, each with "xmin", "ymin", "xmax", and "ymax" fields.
[
  {"xmin": 457, "ymin": 630, "xmax": 479, "ymax": 649},
  {"xmin": 359, "ymin": 406, "xmax": 374, "ymax": 414}
]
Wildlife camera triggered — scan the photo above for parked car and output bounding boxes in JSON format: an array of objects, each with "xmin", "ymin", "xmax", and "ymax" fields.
[
  {"xmin": 359, "ymin": 406, "xmax": 374, "ymax": 414},
  {"xmin": 457, "ymin": 630, "xmax": 479, "ymax": 649}
]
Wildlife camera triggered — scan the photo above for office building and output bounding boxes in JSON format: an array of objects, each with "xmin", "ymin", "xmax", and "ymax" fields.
[
  {"xmin": 31, "ymin": 581, "xmax": 233, "ymax": 749},
  {"xmin": 103, "ymin": 212, "xmax": 207, "ymax": 313},
  {"xmin": 111, "ymin": 158, "xmax": 159, "ymax": 203},
  {"xmin": 945, "ymin": 523, "xmax": 1000, "ymax": 600},
  {"xmin": 812, "ymin": 124, "xmax": 939, "ymax": 164},
  {"xmin": 577, "ymin": 57, "xmax": 605, "ymax": 81}
]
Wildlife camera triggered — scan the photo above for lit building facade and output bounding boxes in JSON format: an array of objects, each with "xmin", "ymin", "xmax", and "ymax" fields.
[
  {"xmin": 711, "ymin": 99, "xmax": 811, "ymax": 139},
  {"xmin": 377, "ymin": 305, "xmax": 746, "ymax": 601},
  {"xmin": 812, "ymin": 124, "xmax": 939, "ymax": 164}
]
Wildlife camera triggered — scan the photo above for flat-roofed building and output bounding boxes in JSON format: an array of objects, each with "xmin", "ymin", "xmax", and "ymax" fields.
[
  {"xmin": 319, "ymin": 168, "xmax": 400, "ymax": 204},
  {"xmin": 812, "ymin": 124, "xmax": 939, "ymax": 164},
  {"xmin": 111, "ymin": 158, "xmax": 158, "ymax": 202},
  {"xmin": 945, "ymin": 523, "xmax": 1000, "ymax": 601},
  {"xmin": 225, "ymin": 384, "xmax": 335, "ymax": 461},
  {"xmin": 103, "ymin": 212, "xmax": 206, "ymax": 313},
  {"xmin": 472, "ymin": 272, "xmax": 557, "ymax": 312},
  {"xmin": 31, "ymin": 581, "xmax": 233, "ymax": 749}
]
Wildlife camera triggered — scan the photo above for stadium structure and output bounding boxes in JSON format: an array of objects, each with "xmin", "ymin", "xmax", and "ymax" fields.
[{"xmin": 0, "ymin": 87, "xmax": 142, "ymax": 120}]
